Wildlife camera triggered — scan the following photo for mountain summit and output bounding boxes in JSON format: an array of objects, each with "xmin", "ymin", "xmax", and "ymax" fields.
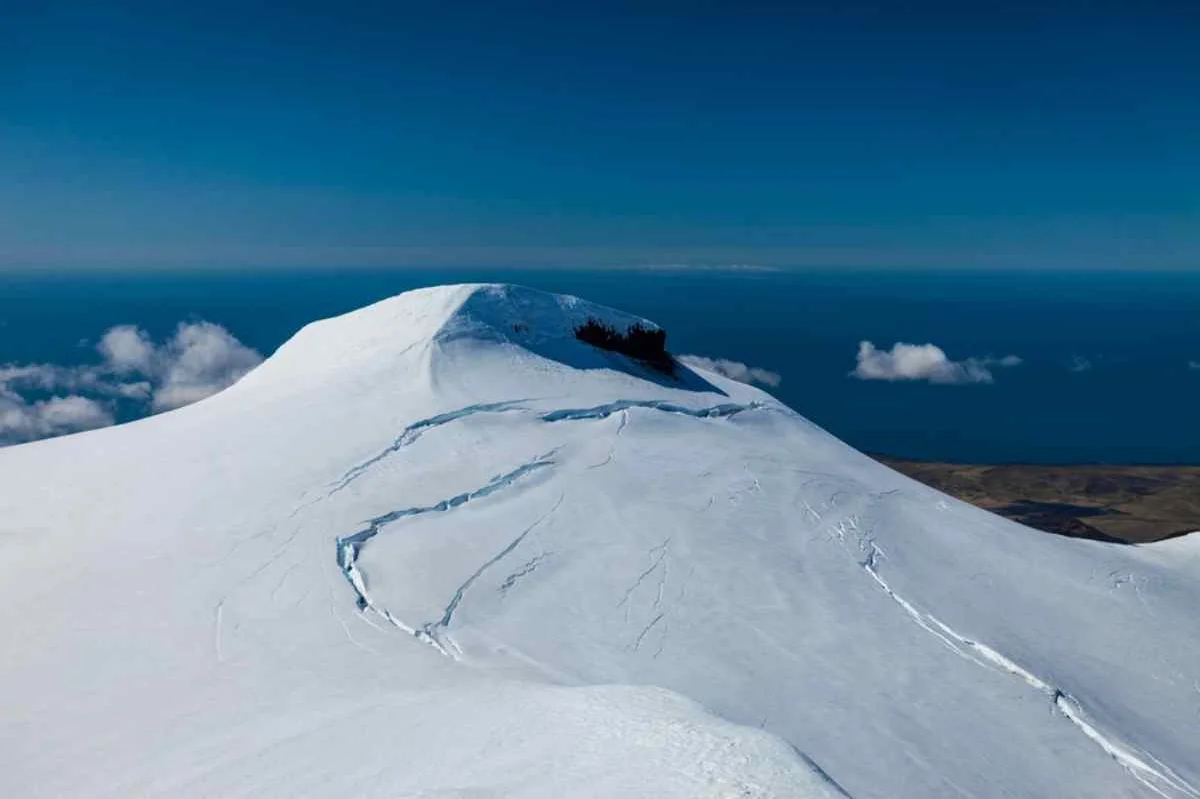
[{"xmin": 2, "ymin": 284, "xmax": 1197, "ymax": 798}]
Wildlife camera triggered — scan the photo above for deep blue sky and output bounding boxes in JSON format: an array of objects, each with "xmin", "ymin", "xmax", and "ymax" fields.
[{"xmin": 3, "ymin": 1, "xmax": 1198, "ymax": 270}]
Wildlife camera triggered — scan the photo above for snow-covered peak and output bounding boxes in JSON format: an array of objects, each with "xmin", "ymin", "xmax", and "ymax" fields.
[
  {"xmin": 435, "ymin": 282, "xmax": 660, "ymax": 346},
  {"xmin": 1, "ymin": 284, "xmax": 1196, "ymax": 798},
  {"xmin": 238, "ymin": 283, "xmax": 662, "ymax": 392}
]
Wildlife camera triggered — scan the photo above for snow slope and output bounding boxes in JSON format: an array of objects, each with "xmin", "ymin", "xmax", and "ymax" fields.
[{"xmin": 1, "ymin": 284, "xmax": 1197, "ymax": 798}]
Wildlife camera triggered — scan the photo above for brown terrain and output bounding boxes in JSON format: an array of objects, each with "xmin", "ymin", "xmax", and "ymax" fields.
[{"xmin": 878, "ymin": 458, "xmax": 1200, "ymax": 544}]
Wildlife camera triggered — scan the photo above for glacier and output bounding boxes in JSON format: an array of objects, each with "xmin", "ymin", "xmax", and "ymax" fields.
[{"xmin": 0, "ymin": 283, "xmax": 1197, "ymax": 798}]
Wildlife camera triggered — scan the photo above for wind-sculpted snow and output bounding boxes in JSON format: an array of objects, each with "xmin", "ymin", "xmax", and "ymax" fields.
[{"xmin": 1, "ymin": 284, "xmax": 1197, "ymax": 798}]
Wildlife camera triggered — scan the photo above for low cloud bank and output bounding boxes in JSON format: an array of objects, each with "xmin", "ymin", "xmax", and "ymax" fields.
[
  {"xmin": 0, "ymin": 322, "xmax": 262, "ymax": 445},
  {"xmin": 1189, "ymin": 361, "xmax": 1200, "ymax": 371},
  {"xmin": 852, "ymin": 341, "xmax": 1021, "ymax": 385},
  {"xmin": 679, "ymin": 355, "xmax": 782, "ymax": 388}
]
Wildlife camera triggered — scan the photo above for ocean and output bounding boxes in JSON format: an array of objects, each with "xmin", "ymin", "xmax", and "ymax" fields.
[{"xmin": 1, "ymin": 267, "xmax": 1197, "ymax": 464}]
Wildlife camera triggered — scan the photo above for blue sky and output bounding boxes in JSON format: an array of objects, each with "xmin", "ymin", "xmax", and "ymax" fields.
[{"xmin": 3, "ymin": 1, "xmax": 1198, "ymax": 269}]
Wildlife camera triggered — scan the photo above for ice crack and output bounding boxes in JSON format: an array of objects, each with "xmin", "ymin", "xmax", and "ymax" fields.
[
  {"xmin": 334, "ymin": 449, "xmax": 558, "ymax": 655},
  {"xmin": 857, "ymin": 535, "xmax": 1199, "ymax": 799},
  {"xmin": 540, "ymin": 399, "xmax": 764, "ymax": 424},
  {"xmin": 499, "ymin": 553, "xmax": 551, "ymax": 596},
  {"xmin": 418, "ymin": 494, "xmax": 565, "ymax": 656},
  {"xmin": 331, "ymin": 400, "xmax": 528, "ymax": 493},
  {"xmin": 617, "ymin": 537, "xmax": 671, "ymax": 614},
  {"xmin": 632, "ymin": 612, "xmax": 665, "ymax": 652}
]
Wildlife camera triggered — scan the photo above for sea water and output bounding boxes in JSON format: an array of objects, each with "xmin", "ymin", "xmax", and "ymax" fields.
[{"xmin": 1, "ymin": 267, "xmax": 1196, "ymax": 463}]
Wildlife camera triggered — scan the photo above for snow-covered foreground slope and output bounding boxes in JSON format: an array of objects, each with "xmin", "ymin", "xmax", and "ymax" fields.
[{"xmin": 2, "ymin": 284, "xmax": 1197, "ymax": 799}]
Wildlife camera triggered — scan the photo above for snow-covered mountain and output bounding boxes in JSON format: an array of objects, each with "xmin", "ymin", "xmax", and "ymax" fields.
[{"xmin": 2, "ymin": 284, "xmax": 1197, "ymax": 798}]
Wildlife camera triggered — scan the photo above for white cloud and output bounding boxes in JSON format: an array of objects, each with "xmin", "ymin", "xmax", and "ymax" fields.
[
  {"xmin": 0, "ymin": 320, "xmax": 262, "ymax": 445},
  {"xmin": 97, "ymin": 325, "xmax": 157, "ymax": 374},
  {"xmin": 1068, "ymin": 356, "xmax": 1093, "ymax": 373},
  {"xmin": 150, "ymin": 322, "xmax": 264, "ymax": 411},
  {"xmin": 0, "ymin": 390, "xmax": 114, "ymax": 444},
  {"xmin": 851, "ymin": 341, "xmax": 1022, "ymax": 385},
  {"xmin": 0, "ymin": 364, "xmax": 73, "ymax": 391},
  {"xmin": 35, "ymin": 395, "xmax": 114, "ymax": 433},
  {"xmin": 113, "ymin": 380, "xmax": 154, "ymax": 400},
  {"xmin": 0, "ymin": 362, "xmax": 151, "ymax": 398},
  {"xmin": 678, "ymin": 355, "xmax": 781, "ymax": 388},
  {"xmin": 1189, "ymin": 361, "xmax": 1200, "ymax": 371}
]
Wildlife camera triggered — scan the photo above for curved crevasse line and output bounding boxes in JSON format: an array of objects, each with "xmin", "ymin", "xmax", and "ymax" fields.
[
  {"xmin": 334, "ymin": 450, "xmax": 559, "ymax": 656},
  {"xmin": 329, "ymin": 397, "xmax": 759, "ymax": 652},
  {"xmin": 855, "ymin": 535, "xmax": 1199, "ymax": 799},
  {"xmin": 331, "ymin": 397, "xmax": 760, "ymax": 496},
  {"xmin": 616, "ymin": 537, "xmax": 671, "ymax": 612},
  {"xmin": 331, "ymin": 400, "xmax": 531, "ymax": 493},
  {"xmin": 586, "ymin": 410, "xmax": 628, "ymax": 470},
  {"xmin": 498, "ymin": 553, "xmax": 550, "ymax": 596},
  {"xmin": 333, "ymin": 398, "xmax": 767, "ymax": 494},
  {"xmin": 418, "ymin": 493, "xmax": 566, "ymax": 656},
  {"xmin": 540, "ymin": 399, "xmax": 765, "ymax": 424}
]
